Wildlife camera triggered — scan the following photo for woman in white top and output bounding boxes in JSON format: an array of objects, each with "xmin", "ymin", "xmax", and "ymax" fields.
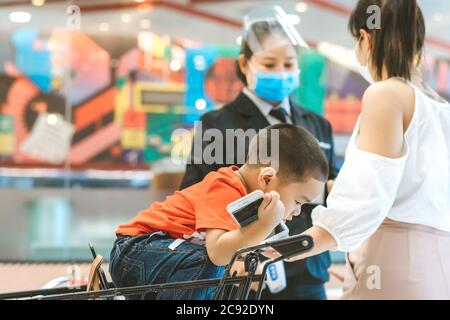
[{"xmin": 273, "ymin": 0, "xmax": 450, "ymax": 299}]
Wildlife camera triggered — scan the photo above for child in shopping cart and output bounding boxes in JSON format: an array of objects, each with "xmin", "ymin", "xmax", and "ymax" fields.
[{"xmin": 110, "ymin": 124, "xmax": 328, "ymax": 299}]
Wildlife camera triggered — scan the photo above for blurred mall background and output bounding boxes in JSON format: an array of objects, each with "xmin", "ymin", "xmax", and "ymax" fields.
[{"xmin": 0, "ymin": 0, "xmax": 449, "ymax": 296}]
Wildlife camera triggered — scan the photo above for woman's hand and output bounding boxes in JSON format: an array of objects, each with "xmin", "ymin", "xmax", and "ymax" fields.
[
  {"xmin": 267, "ymin": 226, "xmax": 339, "ymax": 263},
  {"xmin": 261, "ymin": 247, "xmax": 282, "ymax": 259}
]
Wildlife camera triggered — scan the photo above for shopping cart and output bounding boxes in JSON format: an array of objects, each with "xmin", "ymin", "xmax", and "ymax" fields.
[{"xmin": 0, "ymin": 234, "xmax": 314, "ymax": 300}]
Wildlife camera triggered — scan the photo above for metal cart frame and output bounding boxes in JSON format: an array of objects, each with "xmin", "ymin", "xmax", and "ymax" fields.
[{"xmin": 0, "ymin": 234, "xmax": 314, "ymax": 300}]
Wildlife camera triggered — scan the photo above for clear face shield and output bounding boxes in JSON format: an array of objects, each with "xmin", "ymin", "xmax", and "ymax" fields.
[
  {"xmin": 242, "ymin": 5, "xmax": 309, "ymax": 56},
  {"xmin": 240, "ymin": 6, "xmax": 308, "ymax": 102}
]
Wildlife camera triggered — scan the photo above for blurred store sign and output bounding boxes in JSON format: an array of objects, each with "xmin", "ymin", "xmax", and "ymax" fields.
[
  {"xmin": 12, "ymin": 29, "xmax": 53, "ymax": 93},
  {"xmin": 133, "ymin": 82, "xmax": 185, "ymax": 113},
  {"xmin": 121, "ymin": 110, "xmax": 147, "ymax": 150},
  {"xmin": 185, "ymin": 45, "xmax": 243, "ymax": 124},
  {"xmin": 145, "ymin": 112, "xmax": 185, "ymax": 163},
  {"xmin": 138, "ymin": 32, "xmax": 167, "ymax": 58}
]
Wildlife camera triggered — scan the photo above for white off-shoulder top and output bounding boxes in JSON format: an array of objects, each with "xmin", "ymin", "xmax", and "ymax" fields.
[{"xmin": 312, "ymin": 83, "xmax": 450, "ymax": 252}]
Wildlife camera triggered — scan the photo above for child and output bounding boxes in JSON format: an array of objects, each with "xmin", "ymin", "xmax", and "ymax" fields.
[{"xmin": 109, "ymin": 124, "xmax": 329, "ymax": 300}]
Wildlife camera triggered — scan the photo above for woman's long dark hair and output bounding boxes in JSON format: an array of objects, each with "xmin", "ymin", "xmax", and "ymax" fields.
[{"xmin": 348, "ymin": 0, "xmax": 426, "ymax": 81}]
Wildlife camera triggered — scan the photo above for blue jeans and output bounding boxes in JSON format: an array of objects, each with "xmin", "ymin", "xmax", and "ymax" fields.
[{"xmin": 109, "ymin": 232, "xmax": 225, "ymax": 300}]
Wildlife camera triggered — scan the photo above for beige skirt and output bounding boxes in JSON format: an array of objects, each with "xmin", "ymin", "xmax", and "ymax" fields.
[{"xmin": 341, "ymin": 218, "xmax": 450, "ymax": 300}]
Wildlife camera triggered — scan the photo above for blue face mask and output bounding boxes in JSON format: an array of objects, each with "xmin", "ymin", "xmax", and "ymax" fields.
[{"xmin": 249, "ymin": 64, "xmax": 300, "ymax": 103}]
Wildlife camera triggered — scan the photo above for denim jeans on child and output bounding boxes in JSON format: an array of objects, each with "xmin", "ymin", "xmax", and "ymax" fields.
[{"xmin": 109, "ymin": 231, "xmax": 225, "ymax": 300}]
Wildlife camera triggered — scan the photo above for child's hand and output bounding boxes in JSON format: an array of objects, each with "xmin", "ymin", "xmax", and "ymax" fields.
[
  {"xmin": 258, "ymin": 191, "xmax": 285, "ymax": 228},
  {"xmin": 230, "ymin": 260, "xmax": 266, "ymax": 292},
  {"xmin": 230, "ymin": 260, "xmax": 246, "ymax": 277}
]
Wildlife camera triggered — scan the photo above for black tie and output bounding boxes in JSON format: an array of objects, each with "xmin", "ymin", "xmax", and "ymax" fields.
[{"xmin": 269, "ymin": 108, "xmax": 288, "ymax": 123}]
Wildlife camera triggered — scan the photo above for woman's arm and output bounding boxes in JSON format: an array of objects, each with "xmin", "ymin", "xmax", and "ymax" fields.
[
  {"xmin": 285, "ymin": 225, "xmax": 338, "ymax": 261},
  {"xmin": 286, "ymin": 81, "xmax": 415, "ymax": 258},
  {"xmin": 261, "ymin": 225, "xmax": 337, "ymax": 261}
]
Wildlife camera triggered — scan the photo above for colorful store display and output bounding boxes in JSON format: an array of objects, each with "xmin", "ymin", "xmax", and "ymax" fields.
[
  {"xmin": 0, "ymin": 115, "xmax": 14, "ymax": 159},
  {"xmin": 0, "ymin": 29, "xmax": 449, "ymax": 167}
]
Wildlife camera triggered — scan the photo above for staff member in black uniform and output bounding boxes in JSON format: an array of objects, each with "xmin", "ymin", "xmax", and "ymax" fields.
[{"xmin": 180, "ymin": 6, "xmax": 338, "ymax": 300}]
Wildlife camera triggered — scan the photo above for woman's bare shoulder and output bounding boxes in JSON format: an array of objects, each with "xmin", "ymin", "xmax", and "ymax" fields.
[
  {"xmin": 357, "ymin": 78, "xmax": 414, "ymax": 158},
  {"xmin": 362, "ymin": 78, "xmax": 414, "ymax": 119}
]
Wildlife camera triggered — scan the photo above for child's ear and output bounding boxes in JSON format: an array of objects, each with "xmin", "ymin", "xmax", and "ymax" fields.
[{"xmin": 257, "ymin": 167, "xmax": 277, "ymax": 190}]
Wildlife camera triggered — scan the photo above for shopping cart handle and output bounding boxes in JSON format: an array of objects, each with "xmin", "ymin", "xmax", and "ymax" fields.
[
  {"xmin": 251, "ymin": 234, "xmax": 314, "ymax": 300},
  {"xmin": 265, "ymin": 234, "xmax": 314, "ymax": 259},
  {"xmin": 214, "ymin": 234, "xmax": 314, "ymax": 300}
]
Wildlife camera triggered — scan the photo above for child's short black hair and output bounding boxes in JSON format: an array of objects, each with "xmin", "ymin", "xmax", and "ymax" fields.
[{"xmin": 246, "ymin": 124, "xmax": 329, "ymax": 183}]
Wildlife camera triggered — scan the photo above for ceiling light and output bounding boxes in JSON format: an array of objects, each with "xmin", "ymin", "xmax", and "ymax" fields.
[
  {"xmin": 99, "ymin": 22, "xmax": 110, "ymax": 32},
  {"xmin": 295, "ymin": 2, "xmax": 309, "ymax": 13},
  {"xmin": 32, "ymin": 0, "xmax": 45, "ymax": 6},
  {"xmin": 195, "ymin": 99, "xmax": 207, "ymax": 111},
  {"xmin": 138, "ymin": 31, "xmax": 153, "ymax": 52},
  {"xmin": 140, "ymin": 19, "xmax": 152, "ymax": 29},
  {"xmin": 121, "ymin": 14, "xmax": 131, "ymax": 23},
  {"xmin": 169, "ymin": 60, "xmax": 182, "ymax": 72},
  {"xmin": 9, "ymin": 11, "xmax": 31, "ymax": 24},
  {"xmin": 47, "ymin": 114, "xmax": 59, "ymax": 126}
]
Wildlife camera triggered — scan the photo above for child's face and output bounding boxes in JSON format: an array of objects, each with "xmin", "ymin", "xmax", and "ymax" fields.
[{"xmin": 261, "ymin": 175, "xmax": 324, "ymax": 222}]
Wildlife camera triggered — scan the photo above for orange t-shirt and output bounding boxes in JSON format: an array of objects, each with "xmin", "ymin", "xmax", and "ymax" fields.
[{"xmin": 116, "ymin": 166, "xmax": 246, "ymax": 245}]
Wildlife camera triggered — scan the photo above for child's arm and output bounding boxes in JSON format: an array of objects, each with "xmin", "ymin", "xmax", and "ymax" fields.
[{"xmin": 205, "ymin": 191, "xmax": 284, "ymax": 266}]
